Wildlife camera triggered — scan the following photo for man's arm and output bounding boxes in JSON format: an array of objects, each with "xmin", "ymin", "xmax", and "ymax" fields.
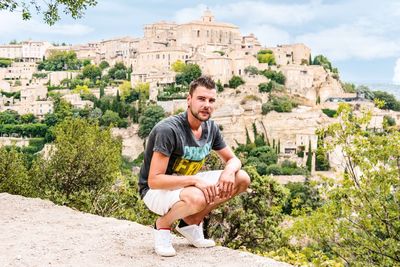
[
  {"xmin": 215, "ymin": 146, "xmax": 242, "ymax": 198},
  {"xmin": 148, "ymin": 151, "xmax": 219, "ymax": 203}
]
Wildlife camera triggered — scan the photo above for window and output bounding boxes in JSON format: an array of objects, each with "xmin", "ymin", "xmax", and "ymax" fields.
[{"xmin": 197, "ymin": 30, "xmax": 200, "ymax": 37}]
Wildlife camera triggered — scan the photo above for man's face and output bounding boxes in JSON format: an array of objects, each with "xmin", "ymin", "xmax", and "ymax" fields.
[{"xmin": 187, "ymin": 85, "xmax": 217, "ymax": 122}]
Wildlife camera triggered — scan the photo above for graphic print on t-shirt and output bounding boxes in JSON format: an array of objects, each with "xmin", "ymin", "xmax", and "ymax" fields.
[{"xmin": 172, "ymin": 143, "xmax": 211, "ymax": 175}]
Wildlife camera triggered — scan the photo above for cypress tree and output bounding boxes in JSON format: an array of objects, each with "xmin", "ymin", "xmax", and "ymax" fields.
[
  {"xmin": 306, "ymin": 139, "xmax": 312, "ymax": 172},
  {"xmin": 245, "ymin": 128, "xmax": 251, "ymax": 145}
]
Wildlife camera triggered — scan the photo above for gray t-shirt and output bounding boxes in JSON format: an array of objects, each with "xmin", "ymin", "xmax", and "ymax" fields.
[{"xmin": 138, "ymin": 111, "xmax": 226, "ymax": 198}]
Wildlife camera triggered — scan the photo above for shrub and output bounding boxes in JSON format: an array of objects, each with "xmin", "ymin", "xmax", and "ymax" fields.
[
  {"xmin": 258, "ymin": 82, "xmax": 273, "ymax": 93},
  {"xmin": 257, "ymin": 50, "xmax": 276, "ymax": 65},
  {"xmin": 228, "ymin": 75, "xmax": 245, "ymax": 89},
  {"xmin": 260, "ymin": 69, "xmax": 286, "ymax": 84},
  {"xmin": 321, "ymin": 108, "xmax": 337, "ymax": 118},
  {"xmin": 262, "ymin": 96, "xmax": 297, "ymax": 114}
]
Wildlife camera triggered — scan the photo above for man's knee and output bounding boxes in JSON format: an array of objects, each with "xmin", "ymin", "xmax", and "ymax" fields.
[
  {"xmin": 180, "ymin": 187, "xmax": 207, "ymax": 212},
  {"xmin": 235, "ymin": 170, "xmax": 251, "ymax": 191}
]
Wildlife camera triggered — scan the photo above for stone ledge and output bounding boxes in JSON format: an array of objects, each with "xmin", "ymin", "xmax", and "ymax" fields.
[{"xmin": 0, "ymin": 193, "xmax": 291, "ymax": 267}]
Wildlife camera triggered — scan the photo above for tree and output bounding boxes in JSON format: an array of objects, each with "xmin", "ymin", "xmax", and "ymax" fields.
[
  {"xmin": 175, "ymin": 64, "xmax": 201, "ymax": 85},
  {"xmin": 257, "ymin": 50, "xmax": 276, "ymax": 65},
  {"xmin": 101, "ymin": 110, "xmax": 121, "ymax": 127},
  {"xmin": 0, "ymin": 0, "xmax": 98, "ymax": 25},
  {"xmin": 0, "ymin": 147, "xmax": 33, "ymax": 196},
  {"xmin": 216, "ymin": 80, "xmax": 224, "ymax": 93},
  {"xmin": 20, "ymin": 113, "xmax": 36, "ymax": 124},
  {"xmin": 291, "ymin": 104, "xmax": 400, "ymax": 266},
  {"xmin": 108, "ymin": 62, "xmax": 127, "ymax": 80},
  {"xmin": 228, "ymin": 75, "xmax": 245, "ymax": 89},
  {"xmin": 244, "ymin": 66, "xmax": 259, "ymax": 75},
  {"xmin": 32, "ymin": 118, "xmax": 121, "ymax": 203},
  {"xmin": 258, "ymin": 82, "xmax": 272, "ymax": 93},
  {"xmin": 260, "ymin": 69, "xmax": 286, "ymax": 85},
  {"xmin": 373, "ymin": 90, "xmax": 400, "ymax": 111},
  {"xmin": 171, "ymin": 60, "xmax": 186, "ymax": 72},
  {"xmin": 306, "ymin": 140, "xmax": 312, "ymax": 172},
  {"xmin": 134, "ymin": 82, "xmax": 150, "ymax": 100},
  {"xmin": 205, "ymin": 166, "xmax": 288, "ymax": 251},
  {"xmin": 72, "ymin": 85, "xmax": 90, "ymax": 95},
  {"xmin": 313, "ymin": 55, "xmax": 333, "ymax": 71},
  {"xmin": 0, "ymin": 110, "xmax": 20, "ymax": 124},
  {"xmin": 38, "ymin": 50, "xmax": 81, "ymax": 71},
  {"xmin": 82, "ymin": 64, "xmax": 101, "ymax": 82},
  {"xmin": 138, "ymin": 105, "xmax": 165, "ymax": 138},
  {"xmin": 99, "ymin": 60, "xmax": 110, "ymax": 70},
  {"xmin": 0, "ymin": 58, "xmax": 12, "ymax": 68},
  {"xmin": 118, "ymin": 81, "xmax": 132, "ymax": 101}
]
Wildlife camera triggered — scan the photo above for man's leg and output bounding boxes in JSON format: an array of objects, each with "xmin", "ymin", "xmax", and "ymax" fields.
[
  {"xmin": 182, "ymin": 169, "xmax": 250, "ymax": 225},
  {"xmin": 156, "ymin": 186, "xmax": 208, "ymax": 229}
]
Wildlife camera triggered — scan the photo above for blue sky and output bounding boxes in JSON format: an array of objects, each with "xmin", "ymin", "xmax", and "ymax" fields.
[{"xmin": 1, "ymin": 0, "xmax": 400, "ymax": 85}]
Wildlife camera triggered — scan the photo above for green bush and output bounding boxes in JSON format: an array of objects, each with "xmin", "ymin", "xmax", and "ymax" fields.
[
  {"xmin": 257, "ymin": 50, "xmax": 276, "ymax": 65},
  {"xmin": 283, "ymin": 181, "xmax": 322, "ymax": 216},
  {"xmin": 262, "ymin": 96, "xmax": 297, "ymax": 114},
  {"xmin": 258, "ymin": 82, "xmax": 272, "ymax": 93},
  {"xmin": 260, "ymin": 69, "xmax": 285, "ymax": 85},
  {"xmin": 175, "ymin": 64, "xmax": 202, "ymax": 85},
  {"xmin": 0, "ymin": 58, "xmax": 12, "ymax": 68},
  {"xmin": 321, "ymin": 108, "xmax": 337, "ymax": 118},
  {"xmin": 205, "ymin": 166, "xmax": 288, "ymax": 251},
  {"xmin": 244, "ymin": 66, "xmax": 259, "ymax": 75},
  {"xmin": 228, "ymin": 75, "xmax": 245, "ymax": 89}
]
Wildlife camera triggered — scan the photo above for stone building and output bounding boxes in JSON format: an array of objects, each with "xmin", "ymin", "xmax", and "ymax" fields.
[
  {"xmin": 267, "ymin": 43, "xmax": 311, "ymax": 66},
  {"xmin": 2, "ymin": 62, "xmax": 37, "ymax": 81},
  {"xmin": 0, "ymin": 41, "xmax": 52, "ymax": 62}
]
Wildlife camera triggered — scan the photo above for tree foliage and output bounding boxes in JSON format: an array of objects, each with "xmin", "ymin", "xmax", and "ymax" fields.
[
  {"xmin": 260, "ymin": 69, "xmax": 286, "ymax": 85},
  {"xmin": 82, "ymin": 64, "xmax": 102, "ymax": 82},
  {"xmin": 312, "ymin": 55, "xmax": 333, "ymax": 71},
  {"xmin": 0, "ymin": 147, "xmax": 33, "ymax": 196},
  {"xmin": 32, "ymin": 118, "xmax": 121, "ymax": 205},
  {"xmin": 138, "ymin": 105, "xmax": 165, "ymax": 138},
  {"xmin": 38, "ymin": 51, "xmax": 81, "ymax": 71},
  {"xmin": 262, "ymin": 96, "xmax": 298, "ymax": 114},
  {"xmin": 290, "ymin": 104, "xmax": 400, "ymax": 266},
  {"xmin": 228, "ymin": 75, "xmax": 245, "ymax": 89},
  {"xmin": 205, "ymin": 166, "xmax": 288, "ymax": 251},
  {"xmin": 175, "ymin": 64, "xmax": 202, "ymax": 85},
  {"xmin": 0, "ymin": 0, "xmax": 97, "ymax": 25},
  {"xmin": 171, "ymin": 60, "xmax": 186, "ymax": 72},
  {"xmin": 257, "ymin": 50, "xmax": 276, "ymax": 65}
]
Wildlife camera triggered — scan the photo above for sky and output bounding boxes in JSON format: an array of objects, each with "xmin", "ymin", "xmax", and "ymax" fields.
[{"xmin": 1, "ymin": 0, "xmax": 400, "ymax": 85}]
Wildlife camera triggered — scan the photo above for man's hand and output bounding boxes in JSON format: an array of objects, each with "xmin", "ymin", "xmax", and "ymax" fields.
[
  {"xmin": 217, "ymin": 171, "xmax": 235, "ymax": 198},
  {"xmin": 194, "ymin": 179, "xmax": 219, "ymax": 204}
]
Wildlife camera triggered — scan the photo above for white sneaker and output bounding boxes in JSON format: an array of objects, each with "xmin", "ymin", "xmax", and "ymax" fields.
[
  {"xmin": 176, "ymin": 223, "xmax": 216, "ymax": 248},
  {"xmin": 153, "ymin": 229, "xmax": 176, "ymax": 257}
]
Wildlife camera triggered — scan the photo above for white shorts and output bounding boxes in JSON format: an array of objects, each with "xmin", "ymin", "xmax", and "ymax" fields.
[{"xmin": 142, "ymin": 170, "xmax": 222, "ymax": 216}]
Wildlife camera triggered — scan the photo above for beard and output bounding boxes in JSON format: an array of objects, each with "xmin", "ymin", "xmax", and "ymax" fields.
[{"xmin": 189, "ymin": 106, "xmax": 211, "ymax": 122}]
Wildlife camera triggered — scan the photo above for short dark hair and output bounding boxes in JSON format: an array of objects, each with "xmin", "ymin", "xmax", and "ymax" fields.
[{"xmin": 189, "ymin": 76, "xmax": 216, "ymax": 95}]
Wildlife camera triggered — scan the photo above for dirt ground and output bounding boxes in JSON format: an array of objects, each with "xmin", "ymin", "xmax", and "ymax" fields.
[{"xmin": 0, "ymin": 193, "xmax": 291, "ymax": 267}]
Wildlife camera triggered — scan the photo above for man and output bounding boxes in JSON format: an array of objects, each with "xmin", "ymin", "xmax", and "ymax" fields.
[{"xmin": 138, "ymin": 76, "xmax": 251, "ymax": 257}]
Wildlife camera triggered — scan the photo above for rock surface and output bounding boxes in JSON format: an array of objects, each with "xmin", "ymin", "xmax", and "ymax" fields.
[{"xmin": 0, "ymin": 193, "xmax": 291, "ymax": 267}]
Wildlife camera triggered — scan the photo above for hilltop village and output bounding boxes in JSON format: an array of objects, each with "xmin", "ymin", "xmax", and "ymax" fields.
[{"xmin": 1, "ymin": 10, "xmax": 399, "ymax": 178}]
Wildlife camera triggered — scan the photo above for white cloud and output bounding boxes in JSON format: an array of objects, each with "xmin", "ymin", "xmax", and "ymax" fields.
[
  {"xmin": 0, "ymin": 11, "xmax": 93, "ymax": 41},
  {"xmin": 214, "ymin": 1, "xmax": 317, "ymax": 26},
  {"xmin": 295, "ymin": 25, "xmax": 400, "ymax": 61},
  {"xmin": 393, "ymin": 58, "xmax": 400, "ymax": 85}
]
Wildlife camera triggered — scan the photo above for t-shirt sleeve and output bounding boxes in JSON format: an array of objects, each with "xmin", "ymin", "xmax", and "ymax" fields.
[
  {"xmin": 212, "ymin": 122, "xmax": 226, "ymax": 151},
  {"xmin": 152, "ymin": 125, "xmax": 175, "ymax": 157}
]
